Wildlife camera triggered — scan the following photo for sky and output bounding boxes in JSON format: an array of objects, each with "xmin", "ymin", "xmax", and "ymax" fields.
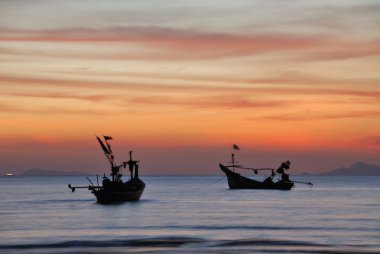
[{"xmin": 0, "ymin": 0, "xmax": 379, "ymax": 175}]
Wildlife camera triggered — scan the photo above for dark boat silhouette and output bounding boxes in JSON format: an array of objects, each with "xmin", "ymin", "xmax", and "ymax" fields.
[
  {"xmin": 68, "ymin": 136, "xmax": 145, "ymax": 203},
  {"xmin": 219, "ymin": 164, "xmax": 294, "ymax": 190},
  {"xmin": 219, "ymin": 145, "xmax": 296, "ymax": 190}
]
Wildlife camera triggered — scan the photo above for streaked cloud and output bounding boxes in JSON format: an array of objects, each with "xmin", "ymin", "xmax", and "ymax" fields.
[
  {"xmin": 253, "ymin": 110, "xmax": 380, "ymax": 122},
  {"xmin": 0, "ymin": 102, "xmax": 111, "ymax": 115},
  {"xmin": 0, "ymin": 26, "xmax": 321, "ymax": 59},
  {"xmin": 130, "ymin": 95, "xmax": 291, "ymax": 109},
  {"xmin": 1, "ymin": 26, "xmax": 379, "ymax": 61},
  {"xmin": 1, "ymin": 74, "xmax": 380, "ymax": 98},
  {"xmin": 1, "ymin": 91, "xmax": 109, "ymax": 103}
]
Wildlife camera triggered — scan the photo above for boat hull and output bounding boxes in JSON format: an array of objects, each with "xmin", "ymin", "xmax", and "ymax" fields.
[
  {"xmin": 92, "ymin": 185, "xmax": 145, "ymax": 203},
  {"xmin": 219, "ymin": 163, "xmax": 294, "ymax": 190}
]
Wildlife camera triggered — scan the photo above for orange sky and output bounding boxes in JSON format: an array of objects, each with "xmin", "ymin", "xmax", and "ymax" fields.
[{"xmin": 1, "ymin": 1, "xmax": 379, "ymax": 175}]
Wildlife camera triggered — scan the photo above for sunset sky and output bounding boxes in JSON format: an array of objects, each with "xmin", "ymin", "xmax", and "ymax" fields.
[{"xmin": 1, "ymin": 0, "xmax": 379, "ymax": 175}]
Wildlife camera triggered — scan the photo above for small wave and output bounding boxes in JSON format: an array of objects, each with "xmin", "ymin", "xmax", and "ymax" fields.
[
  {"xmin": 216, "ymin": 238, "xmax": 327, "ymax": 247},
  {"xmin": 19, "ymin": 199, "xmax": 94, "ymax": 205},
  {"xmin": 0, "ymin": 237, "xmax": 203, "ymax": 250},
  {"xmin": 1, "ymin": 237, "xmax": 379, "ymax": 254},
  {"xmin": 129, "ymin": 224, "xmax": 380, "ymax": 233}
]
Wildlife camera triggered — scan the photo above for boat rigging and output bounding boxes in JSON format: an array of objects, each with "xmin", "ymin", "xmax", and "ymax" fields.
[{"xmin": 68, "ymin": 136, "xmax": 145, "ymax": 203}]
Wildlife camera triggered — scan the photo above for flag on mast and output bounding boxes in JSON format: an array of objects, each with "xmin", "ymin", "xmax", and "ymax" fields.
[
  {"xmin": 104, "ymin": 136, "xmax": 113, "ymax": 140},
  {"xmin": 96, "ymin": 136, "xmax": 114, "ymax": 165},
  {"xmin": 233, "ymin": 144, "xmax": 240, "ymax": 150},
  {"xmin": 96, "ymin": 136, "xmax": 110, "ymax": 156},
  {"xmin": 103, "ymin": 135, "xmax": 113, "ymax": 154}
]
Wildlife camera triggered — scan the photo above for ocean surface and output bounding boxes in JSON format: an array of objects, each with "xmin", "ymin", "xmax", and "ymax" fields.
[{"xmin": 0, "ymin": 175, "xmax": 379, "ymax": 254}]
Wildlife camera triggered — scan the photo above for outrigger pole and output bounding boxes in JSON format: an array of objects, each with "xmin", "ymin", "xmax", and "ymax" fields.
[
  {"xmin": 291, "ymin": 180, "xmax": 313, "ymax": 187},
  {"xmin": 67, "ymin": 184, "xmax": 102, "ymax": 192}
]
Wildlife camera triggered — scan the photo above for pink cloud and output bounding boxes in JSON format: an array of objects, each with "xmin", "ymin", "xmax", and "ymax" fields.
[
  {"xmin": 2, "ymin": 74, "xmax": 380, "ymax": 99},
  {"xmin": 0, "ymin": 102, "xmax": 110, "ymax": 115},
  {"xmin": 3, "ymin": 91, "xmax": 109, "ymax": 103},
  {"xmin": 0, "ymin": 26, "xmax": 323, "ymax": 59},
  {"xmin": 130, "ymin": 95, "xmax": 290, "ymax": 109},
  {"xmin": 358, "ymin": 136, "xmax": 380, "ymax": 146},
  {"xmin": 253, "ymin": 110, "xmax": 380, "ymax": 121},
  {"xmin": 305, "ymin": 40, "xmax": 380, "ymax": 61},
  {"xmin": 2, "ymin": 26, "xmax": 379, "ymax": 61}
]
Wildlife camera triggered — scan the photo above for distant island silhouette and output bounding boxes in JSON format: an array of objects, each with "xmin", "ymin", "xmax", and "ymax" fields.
[
  {"xmin": 22, "ymin": 168, "xmax": 90, "ymax": 176},
  {"xmin": 318, "ymin": 162, "xmax": 380, "ymax": 176}
]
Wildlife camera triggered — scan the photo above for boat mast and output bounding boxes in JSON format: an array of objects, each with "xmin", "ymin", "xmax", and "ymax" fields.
[
  {"xmin": 123, "ymin": 150, "xmax": 139, "ymax": 180},
  {"xmin": 104, "ymin": 137, "xmax": 118, "ymax": 181},
  {"xmin": 231, "ymin": 153, "xmax": 235, "ymax": 172},
  {"xmin": 230, "ymin": 144, "xmax": 240, "ymax": 172},
  {"xmin": 96, "ymin": 135, "xmax": 120, "ymax": 181}
]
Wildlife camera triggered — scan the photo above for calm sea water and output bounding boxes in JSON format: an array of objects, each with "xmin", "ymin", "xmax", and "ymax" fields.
[{"xmin": 0, "ymin": 175, "xmax": 379, "ymax": 254}]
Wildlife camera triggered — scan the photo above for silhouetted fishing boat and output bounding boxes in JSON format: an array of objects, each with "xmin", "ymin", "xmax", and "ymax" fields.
[
  {"xmin": 68, "ymin": 136, "xmax": 145, "ymax": 203},
  {"xmin": 219, "ymin": 144, "xmax": 309, "ymax": 190},
  {"xmin": 219, "ymin": 164, "xmax": 294, "ymax": 190}
]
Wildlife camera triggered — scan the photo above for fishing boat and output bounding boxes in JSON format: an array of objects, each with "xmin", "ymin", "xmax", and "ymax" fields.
[
  {"xmin": 68, "ymin": 136, "xmax": 145, "ymax": 203},
  {"xmin": 219, "ymin": 144, "xmax": 298, "ymax": 190},
  {"xmin": 219, "ymin": 164, "xmax": 294, "ymax": 190}
]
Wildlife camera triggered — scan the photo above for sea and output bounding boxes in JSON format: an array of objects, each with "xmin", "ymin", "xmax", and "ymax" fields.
[{"xmin": 0, "ymin": 175, "xmax": 379, "ymax": 254}]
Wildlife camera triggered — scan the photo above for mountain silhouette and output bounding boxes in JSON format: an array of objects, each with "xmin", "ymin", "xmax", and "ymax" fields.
[{"xmin": 318, "ymin": 162, "xmax": 380, "ymax": 176}]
